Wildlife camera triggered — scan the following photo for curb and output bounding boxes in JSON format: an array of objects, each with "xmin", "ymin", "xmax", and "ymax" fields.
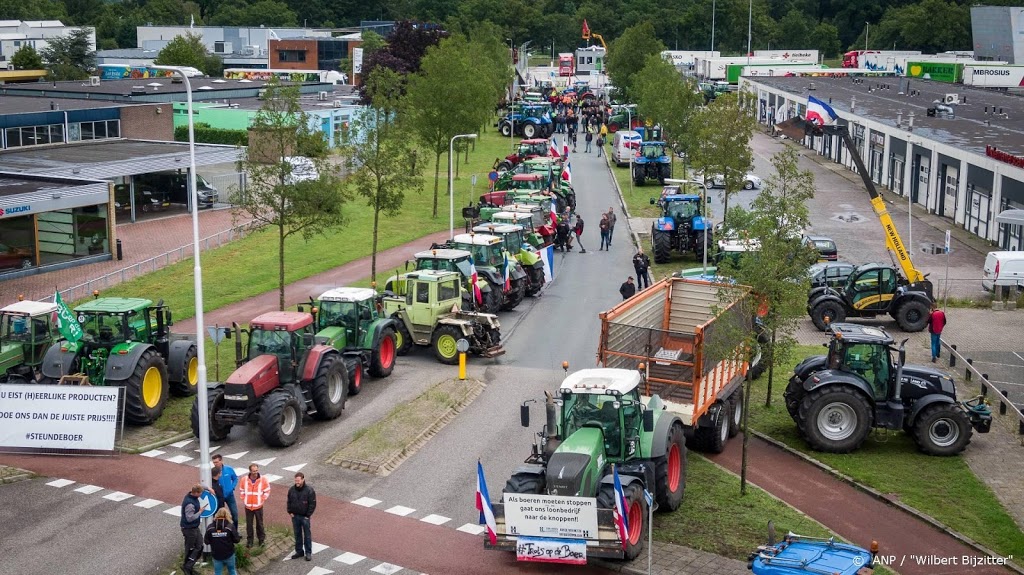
[
  {"xmin": 750, "ymin": 430, "xmax": 1024, "ymax": 574},
  {"xmin": 118, "ymin": 430, "xmax": 194, "ymax": 455}
]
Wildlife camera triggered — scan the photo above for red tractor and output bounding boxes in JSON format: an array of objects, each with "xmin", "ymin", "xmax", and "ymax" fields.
[
  {"xmin": 191, "ymin": 311, "xmax": 349, "ymax": 447},
  {"xmin": 493, "ymin": 138, "xmax": 550, "ymax": 173}
]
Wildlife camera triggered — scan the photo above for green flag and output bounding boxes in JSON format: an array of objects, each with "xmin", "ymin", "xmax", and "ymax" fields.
[{"xmin": 54, "ymin": 291, "xmax": 83, "ymax": 343}]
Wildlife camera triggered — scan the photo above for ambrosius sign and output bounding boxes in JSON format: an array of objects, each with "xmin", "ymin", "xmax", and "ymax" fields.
[
  {"xmin": 0, "ymin": 205, "xmax": 31, "ymax": 218},
  {"xmin": 0, "ymin": 385, "xmax": 121, "ymax": 452}
]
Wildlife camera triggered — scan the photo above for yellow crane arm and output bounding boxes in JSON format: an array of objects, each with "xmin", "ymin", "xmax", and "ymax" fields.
[{"xmin": 592, "ymin": 33, "xmax": 607, "ymax": 51}]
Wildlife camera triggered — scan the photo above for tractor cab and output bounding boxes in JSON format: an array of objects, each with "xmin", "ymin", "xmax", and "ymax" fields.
[
  {"xmin": 313, "ymin": 287, "xmax": 378, "ymax": 349},
  {"xmin": 509, "ymin": 173, "xmax": 545, "ymax": 192},
  {"xmin": 517, "ymin": 139, "xmax": 549, "ymax": 159},
  {"xmin": 839, "ymin": 263, "xmax": 902, "ymax": 312},
  {"xmin": 490, "ymin": 211, "xmax": 548, "ymax": 248},
  {"xmin": 407, "ymin": 248, "xmax": 497, "ymax": 312},
  {"xmin": 382, "ymin": 270, "xmax": 465, "ymax": 330},
  {"xmin": 0, "ymin": 300, "xmax": 59, "ymax": 381},
  {"xmin": 451, "ymin": 233, "xmax": 506, "ymax": 269},
  {"xmin": 473, "ymin": 223, "xmax": 529, "ymax": 255},
  {"xmin": 823, "ymin": 323, "xmax": 897, "ymax": 401},
  {"xmin": 245, "ymin": 312, "xmax": 315, "ymax": 384},
  {"xmin": 637, "ymin": 142, "xmax": 667, "ymax": 160},
  {"xmin": 559, "ymin": 370, "xmax": 645, "ymax": 461}
]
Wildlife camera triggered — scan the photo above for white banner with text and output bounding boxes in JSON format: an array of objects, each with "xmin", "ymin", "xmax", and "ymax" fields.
[
  {"xmin": 0, "ymin": 385, "xmax": 121, "ymax": 452},
  {"xmin": 502, "ymin": 493, "xmax": 599, "ymax": 540}
]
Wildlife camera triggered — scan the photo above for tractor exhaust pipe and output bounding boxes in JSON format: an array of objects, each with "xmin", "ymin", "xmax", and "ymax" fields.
[
  {"xmin": 233, "ymin": 322, "xmax": 243, "ymax": 367},
  {"xmin": 545, "ymin": 391, "xmax": 559, "ymax": 440},
  {"xmin": 893, "ymin": 339, "xmax": 909, "ymax": 402}
]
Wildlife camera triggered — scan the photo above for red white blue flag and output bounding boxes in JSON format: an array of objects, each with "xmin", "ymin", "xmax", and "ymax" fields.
[
  {"xmin": 806, "ymin": 95, "xmax": 838, "ymax": 127},
  {"xmin": 476, "ymin": 460, "xmax": 498, "ymax": 545},
  {"xmin": 562, "ymin": 141, "xmax": 569, "ymax": 159},
  {"xmin": 612, "ymin": 464, "xmax": 630, "ymax": 550},
  {"xmin": 501, "ymin": 251, "xmax": 511, "ymax": 292},
  {"xmin": 549, "ymin": 137, "xmax": 560, "ymax": 159},
  {"xmin": 561, "ymin": 161, "xmax": 572, "ymax": 184},
  {"xmin": 549, "ymin": 194, "xmax": 558, "ymax": 226},
  {"xmin": 468, "ymin": 255, "xmax": 483, "ymax": 306}
]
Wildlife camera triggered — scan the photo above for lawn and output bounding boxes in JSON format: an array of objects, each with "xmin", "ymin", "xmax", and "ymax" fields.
[{"xmin": 746, "ymin": 345, "xmax": 1024, "ymax": 566}]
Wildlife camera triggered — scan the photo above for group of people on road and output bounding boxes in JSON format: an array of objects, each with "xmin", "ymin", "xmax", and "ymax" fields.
[
  {"xmin": 179, "ymin": 456, "xmax": 315, "ymax": 575},
  {"xmin": 620, "ymin": 249, "xmax": 653, "ymax": 300}
]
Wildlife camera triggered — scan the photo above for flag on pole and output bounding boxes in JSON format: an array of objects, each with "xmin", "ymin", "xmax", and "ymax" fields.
[
  {"xmin": 501, "ymin": 251, "xmax": 511, "ymax": 292},
  {"xmin": 582, "ymin": 19, "xmax": 591, "ymax": 39},
  {"xmin": 549, "ymin": 137, "xmax": 560, "ymax": 159},
  {"xmin": 612, "ymin": 464, "xmax": 630, "ymax": 550},
  {"xmin": 806, "ymin": 95, "xmax": 838, "ymax": 127},
  {"xmin": 476, "ymin": 460, "xmax": 498, "ymax": 545},
  {"xmin": 54, "ymin": 290, "xmax": 82, "ymax": 343},
  {"xmin": 549, "ymin": 194, "xmax": 558, "ymax": 226},
  {"xmin": 190, "ymin": 14, "xmax": 194, "ymax": 28},
  {"xmin": 561, "ymin": 161, "xmax": 572, "ymax": 184},
  {"xmin": 562, "ymin": 141, "xmax": 569, "ymax": 159},
  {"xmin": 468, "ymin": 255, "xmax": 483, "ymax": 306}
]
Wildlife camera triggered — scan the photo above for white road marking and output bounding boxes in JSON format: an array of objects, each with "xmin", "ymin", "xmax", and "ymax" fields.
[
  {"xmin": 223, "ymin": 451, "xmax": 249, "ymax": 460},
  {"xmin": 283, "ymin": 463, "xmax": 307, "ymax": 472},
  {"xmin": 46, "ymin": 479, "xmax": 75, "ymax": 488},
  {"xmin": 419, "ymin": 514, "xmax": 451, "ymax": 526},
  {"xmin": 134, "ymin": 498, "xmax": 164, "ymax": 509},
  {"xmin": 165, "ymin": 455, "xmax": 193, "ymax": 464},
  {"xmin": 332, "ymin": 552, "xmax": 366, "ymax": 565},
  {"xmin": 164, "ymin": 506, "xmax": 182, "ymax": 517},
  {"xmin": 456, "ymin": 523, "xmax": 485, "ymax": 535},
  {"xmin": 170, "ymin": 439, "xmax": 194, "ymax": 448},
  {"xmin": 140, "ymin": 449, "xmax": 165, "ymax": 458},
  {"xmin": 305, "ymin": 568, "xmax": 333, "ymax": 575},
  {"xmin": 262, "ymin": 474, "xmax": 283, "ymax": 484},
  {"xmin": 103, "ymin": 491, "xmax": 133, "ymax": 502},
  {"xmin": 370, "ymin": 563, "xmax": 403, "ymax": 575},
  {"xmin": 1013, "ymin": 351, "xmax": 1024, "ymax": 364},
  {"xmin": 351, "ymin": 497, "xmax": 381, "ymax": 508},
  {"xmin": 196, "ymin": 445, "xmax": 220, "ymax": 453},
  {"xmin": 384, "ymin": 505, "xmax": 415, "ymax": 516},
  {"xmin": 310, "ymin": 542, "xmax": 329, "ymax": 555},
  {"xmin": 252, "ymin": 457, "xmax": 276, "ymax": 466},
  {"xmin": 74, "ymin": 484, "xmax": 103, "ymax": 494}
]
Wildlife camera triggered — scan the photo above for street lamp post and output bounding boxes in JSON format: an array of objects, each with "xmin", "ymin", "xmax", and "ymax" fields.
[
  {"xmin": 151, "ymin": 65, "xmax": 212, "ymax": 491},
  {"xmin": 627, "ymin": 107, "xmax": 633, "ymax": 196},
  {"xmin": 865, "ymin": 22, "xmax": 870, "ymax": 52},
  {"xmin": 711, "ymin": 0, "xmax": 716, "ymax": 52},
  {"xmin": 450, "ymin": 133, "xmax": 478, "ymax": 239},
  {"xmin": 746, "ymin": 0, "xmax": 753, "ymax": 66}
]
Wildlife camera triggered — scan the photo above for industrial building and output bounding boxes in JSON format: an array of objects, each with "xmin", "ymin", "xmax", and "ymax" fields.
[
  {"xmin": 742, "ymin": 75, "xmax": 1024, "ymax": 251},
  {"xmin": 0, "ymin": 20, "xmax": 95, "ymax": 69}
]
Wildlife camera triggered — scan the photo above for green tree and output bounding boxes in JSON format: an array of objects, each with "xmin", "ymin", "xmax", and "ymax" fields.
[
  {"xmin": 691, "ymin": 93, "xmax": 758, "ymax": 231},
  {"xmin": 868, "ymin": 0, "xmax": 970, "ymax": 53},
  {"xmin": 605, "ymin": 22, "xmax": 664, "ymax": 98},
  {"xmin": 154, "ymin": 33, "xmax": 208, "ymax": 72},
  {"xmin": 809, "ymin": 21, "xmax": 842, "ymax": 58},
  {"xmin": 0, "ymin": 0, "xmax": 67, "ymax": 21},
  {"xmin": 230, "ymin": 82, "xmax": 348, "ymax": 310},
  {"xmin": 208, "ymin": 0, "xmax": 298, "ymax": 27},
  {"xmin": 405, "ymin": 35, "xmax": 495, "ymax": 218},
  {"xmin": 10, "ymin": 45, "xmax": 44, "ymax": 70},
  {"xmin": 347, "ymin": 68, "xmax": 423, "ymax": 283},
  {"xmin": 631, "ymin": 53, "xmax": 703, "ymax": 164},
  {"xmin": 360, "ymin": 30, "xmax": 387, "ymax": 57},
  {"xmin": 40, "ymin": 28, "xmax": 95, "ymax": 81}
]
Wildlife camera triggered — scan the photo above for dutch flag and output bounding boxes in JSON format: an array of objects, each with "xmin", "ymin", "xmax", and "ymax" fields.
[
  {"xmin": 468, "ymin": 255, "xmax": 483, "ymax": 306},
  {"xmin": 501, "ymin": 251, "xmax": 511, "ymax": 292},
  {"xmin": 561, "ymin": 161, "xmax": 572, "ymax": 184},
  {"xmin": 806, "ymin": 95, "xmax": 839, "ymax": 127},
  {"xmin": 562, "ymin": 141, "xmax": 570, "ymax": 159},
  {"xmin": 612, "ymin": 464, "xmax": 630, "ymax": 551},
  {"xmin": 476, "ymin": 460, "xmax": 498, "ymax": 545},
  {"xmin": 549, "ymin": 137, "xmax": 560, "ymax": 159}
]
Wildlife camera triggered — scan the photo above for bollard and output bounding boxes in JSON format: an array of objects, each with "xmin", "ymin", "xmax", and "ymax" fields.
[
  {"xmin": 949, "ymin": 345, "xmax": 956, "ymax": 368},
  {"xmin": 116, "ymin": 238, "xmax": 123, "ymax": 260},
  {"xmin": 458, "ymin": 352, "xmax": 467, "ymax": 380},
  {"xmin": 1001, "ymin": 391, "xmax": 1009, "ymax": 416},
  {"xmin": 965, "ymin": 359, "xmax": 973, "ymax": 382}
]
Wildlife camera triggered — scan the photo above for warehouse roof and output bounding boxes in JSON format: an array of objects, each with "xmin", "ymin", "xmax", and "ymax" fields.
[
  {"xmin": 0, "ymin": 96, "xmax": 125, "ymax": 114},
  {"xmin": 744, "ymin": 76, "xmax": 1024, "ymax": 156}
]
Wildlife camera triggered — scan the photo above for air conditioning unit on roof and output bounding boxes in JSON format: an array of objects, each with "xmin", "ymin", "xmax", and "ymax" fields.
[
  {"xmin": 318, "ymin": 91, "xmax": 328, "ymax": 101},
  {"xmin": 333, "ymin": 100, "xmax": 342, "ymax": 107},
  {"xmin": 944, "ymin": 93, "xmax": 959, "ymax": 105},
  {"xmin": 89, "ymin": 76, "xmax": 100, "ymax": 86}
]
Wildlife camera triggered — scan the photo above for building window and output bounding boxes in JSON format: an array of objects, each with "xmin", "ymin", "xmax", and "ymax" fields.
[
  {"xmin": 72, "ymin": 120, "xmax": 120, "ymax": 142},
  {"xmin": 278, "ymin": 50, "xmax": 307, "ymax": 63},
  {"xmin": 3, "ymin": 124, "xmax": 66, "ymax": 149}
]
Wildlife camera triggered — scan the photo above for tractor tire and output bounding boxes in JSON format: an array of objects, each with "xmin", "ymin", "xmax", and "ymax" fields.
[
  {"xmin": 810, "ymin": 300, "xmax": 846, "ymax": 331},
  {"xmin": 797, "ymin": 385, "xmax": 873, "ymax": 454},
  {"xmin": 499, "ymin": 122, "xmax": 512, "ymax": 137},
  {"xmin": 122, "ymin": 348, "xmax": 169, "ymax": 426},
  {"xmin": 652, "ymin": 229, "xmax": 672, "ymax": 264},
  {"xmin": 258, "ymin": 392, "xmax": 303, "ymax": 447},
  {"xmin": 728, "ymin": 388, "xmax": 744, "ymax": 438},
  {"xmin": 525, "ymin": 267, "xmax": 545, "ymax": 296},
  {"xmin": 37, "ymin": 376, "xmax": 59, "ymax": 385},
  {"xmin": 345, "ymin": 357, "xmax": 363, "ymax": 396},
  {"xmin": 597, "ymin": 482, "xmax": 647, "ymax": 560},
  {"xmin": 744, "ymin": 180, "xmax": 755, "ymax": 190},
  {"xmin": 784, "ymin": 378, "xmax": 803, "ymax": 422},
  {"xmin": 894, "ymin": 299, "xmax": 929, "ymax": 332},
  {"xmin": 483, "ymin": 287, "xmax": 503, "ymax": 314},
  {"xmin": 311, "ymin": 355, "xmax": 346, "ymax": 420},
  {"xmin": 912, "ymin": 403, "xmax": 972, "ymax": 456},
  {"xmin": 496, "ymin": 160, "xmax": 514, "ymax": 173},
  {"xmin": 523, "ymin": 123, "xmax": 537, "ymax": 138},
  {"xmin": 692, "ymin": 230, "xmax": 710, "ymax": 262},
  {"xmin": 654, "ymin": 422, "xmax": 687, "ymax": 512},
  {"xmin": 170, "ymin": 345, "xmax": 199, "ymax": 397},
  {"xmin": 503, "ymin": 472, "xmax": 545, "ymax": 494},
  {"xmin": 689, "ymin": 401, "xmax": 729, "ymax": 454},
  {"xmin": 190, "ymin": 388, "xmax": 232, "ymax": 441},
  {"xmin": 608, "ymin": 122, "xmax": 620, "ymax": 133},
  {"xmin": 393, "ymin": 320, "xmax": 413, "ymax": 356},
  {"xmin": 500, "ymin": 282, "xmax": 526, "ymax": 311},
  {"xmin": 633, "ymin": 171, "xmax": 645, "ymax": 186},
  {"xmin": 368, "ymin": 328, "xmax": 397, "ymax": 378},
  {"xmin": 431, "ymin": 325, "xmax": 463, "ymax": 365},
  {"xmin": 658, "ymin": 164, "xmax": 671, "ymax": 184}
]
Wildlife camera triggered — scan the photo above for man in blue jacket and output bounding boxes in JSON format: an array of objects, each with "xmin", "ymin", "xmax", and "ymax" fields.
[{"xmin": 213, "ymin": 453, "xmax": 239, "ymax": 531}]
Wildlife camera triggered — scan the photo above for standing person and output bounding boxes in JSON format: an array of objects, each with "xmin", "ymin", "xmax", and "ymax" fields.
[
  {"xmin": 598, "ymin": 213, "xmax": 610, "ymax": 251},
  {"xmin": 619, "ymin": 276, "xmax": 636, "ymax": 300},
  {"xmin": 574, "ymin": 215, "xmax": 587, "ymax": 253},
  {"xmin": 606, "ymin": 207, "xmax": 618, "ymax": 246},
  {"xmin": 205, "ymin": 507, "xmax": 241, "ymax": 575},
  {"xmin": 212, "ymin": 454, "xmax": 239, "ymax": 531},
  {"xmin": 211, "ymin": 466, "xmax": 226, "ymax": 511},
  {"xmin": 633, "ymin": 249, "xmax": 652, "ymax": 289},
  {"xmin": 240, "ymin": 463, "xmax": 271, "ymax": 548},
  {"xmin": 571, "ymin": 128, "xmax": 578, "ymax": 153},
  {"xmin": 287, "ymin": 472, "xmax": 317, "ymax": 561},
  {"xmin": 599, "ymin": 121, "xmax": 609, "ymax": 141},
  {"xmin": 928, "ymin": 303, "xmax": 947, "ymax": 362},
  {"xmin": 180, "ymin": 484, "xmax": 209, "ymax": 575},
  {"xmin": 596, "ymin": 132, "xmax": 605, "ymax": 157},
  {"xmin": 585, "ymin": 129, "xmax": 593, "ymax": 153}
]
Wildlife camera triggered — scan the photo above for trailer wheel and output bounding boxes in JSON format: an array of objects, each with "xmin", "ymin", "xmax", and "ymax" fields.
[
  {"xmin": 258, "ymin": 392, "xmax": 303, "ymax": 447},
  {"xmin": 597, "ymin": 483, "xmax": 647, "ymax": 560},
  {"xmin": 895, "ymin": 299, "xmax": 929, "ymax": 332},
  {"xmin": 728, "ymin": 388, "xmax": 744, "ymax": 438},
  {"xmin": 654, "ymin": 422, "xmax": 686, "ymax": 512},
  {"xmin": 810, "ymin": 300, "xmax": 846, "ymax": 331},
  {"xmin": 190, "ymin": 388, "xmax": 232, "ymax": 441},
  {"xmin": 912, "ymin": 403, "xmax": 972, "ymax": 456},
  {"xmin": 798, "ymin": 385, "xmax": 873, "ymax": 453},
  {"xmin": 689, "ymin": 402, "xmax": 729, "ymax": 453},
  {"xmin": 503, "ymin": 473, "xmax": 544, "ymax": 494}
]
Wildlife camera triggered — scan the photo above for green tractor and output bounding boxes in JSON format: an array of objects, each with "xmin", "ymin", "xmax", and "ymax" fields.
[
  {"xmin": 393, "ymin": 248, "xmax": 504, "ymax": 315},
  {"xmin": 380, "ymin": 270, "xmax": 504, "ymax": 364},
  {"xmin": 487, "ymin": 368, "xmax": 687, "ymax": 560},
  {"xmin": 472, "ymin": 223, "xmax": 547, "ymax": 296},
  {"xmin": 40, "ymin": 297, "xmax": 199, "ymax": 425},
  {"xmin": 0, "ymin": 300, "xmax": 60, "ymax": 383},
  {"xmin": 488, "ymin": 211, "xmax": 552, "ymax": 248},
  {"xmin": 307, "ymin": 287, "xmax": 398, "ymax": 396},
  {"xmin": 445, "ymin": 233, "xmax": 528, "ymax": 311}
]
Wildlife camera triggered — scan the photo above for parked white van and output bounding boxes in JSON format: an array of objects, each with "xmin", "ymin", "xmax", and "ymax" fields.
[
  {"xmin": 982, "ymin": 251, "xmax": 1024, "ymax": 291},
  {"xmin": 612, "ymin": 130, "xmax": 642, "ymax": 167}
]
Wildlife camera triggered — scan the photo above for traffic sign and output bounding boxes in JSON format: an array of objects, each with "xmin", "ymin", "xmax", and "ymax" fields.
[
  {"xmin": 472, "ymin": 174, "xmax": 478, "ymax": 186},
  {"xmin": 207, "ymin": 326, "xmax": 229, "ymax": 345},
  {"xmin": 488, "ymin": 171, "xmax": 499, "ymax": 182},
  {"xmin": 457, "ymin": 338, "xmax": 470, "ymax": 353},
  {"xmin": 199, "ymin": 491, "xmax": 217, "ymax": 518},
  {"xmin": 944, "ymin": 230, "xmax": 951, "ymax": 253}
]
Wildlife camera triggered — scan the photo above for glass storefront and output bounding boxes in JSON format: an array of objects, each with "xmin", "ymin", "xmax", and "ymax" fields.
[{"xmin": 0, "ymin": 204, "xmax": 109, "ymax": 274}]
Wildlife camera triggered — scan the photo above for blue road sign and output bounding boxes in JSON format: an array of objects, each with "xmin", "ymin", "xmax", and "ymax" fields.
[{"xmin": 199, "ymin": 491, "xmax": 217, "ymax": 518}]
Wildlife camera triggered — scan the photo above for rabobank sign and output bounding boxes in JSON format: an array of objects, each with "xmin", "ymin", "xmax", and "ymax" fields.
[{"xmin": 0, "ymin": 205, "xmax": 31, "ymax": 218}]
